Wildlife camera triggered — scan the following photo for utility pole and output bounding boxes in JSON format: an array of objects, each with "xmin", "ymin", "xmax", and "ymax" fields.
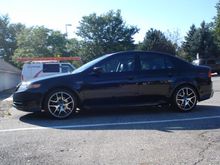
[{"xmin": 65, "ymin": 24, "xmax": 72, "ymax": 38}]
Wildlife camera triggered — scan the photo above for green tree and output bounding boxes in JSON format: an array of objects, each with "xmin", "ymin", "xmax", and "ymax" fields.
[
  {"xmin": 214, "ymin": 0, "xmax": 220, "ymax": 50},
  {"xmin": 76, "ymin": 10, "xmax": 139, "ymax": 62},
  {"xmin": 65, "ymin": 38, "xmax": 82, "ymax": 56},
  {"xmin": 183, "ymin": 22, "xmax": 217, "ymax": 61},
  {"xmin": 13, "ymin": 26, "xmax": 50, "ymax": 60},
  {"xmin": 197, "ymin": 21, "xmax": 217, "ymax": 58},
  {"xmin": 140, "ymin": 28, "xmax": 176, "ymax": 54},
  {"xmin": 47, "ymin": 30, "xmax": 67, "ymax": 56},
  {"xmin": 0, "ymin": 14, "xmax": 25, "ymax": 62},
  {"xmin": 182, "ymin": 24, "xmax": 198, "ymax": 61},
  {"xmin": 13, "ymin": 26, "xmax": 72, "ymax": 63}
]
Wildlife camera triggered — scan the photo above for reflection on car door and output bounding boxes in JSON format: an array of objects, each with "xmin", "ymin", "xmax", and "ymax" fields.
[
  {"xmin": 137, "ymin": 52, "xmax": 175, "ymax": 104},
  {"xmin": 82, "ymin": 53, "xmax": 139, "ymax": 107}
]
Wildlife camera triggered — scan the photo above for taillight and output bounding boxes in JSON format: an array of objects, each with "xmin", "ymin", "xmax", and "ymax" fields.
[{"xmin": 208, "ymin": 70, "xmax": 212, "ymax": 78}]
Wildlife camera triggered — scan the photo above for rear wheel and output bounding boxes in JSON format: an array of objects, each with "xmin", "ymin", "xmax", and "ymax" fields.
[
  {"xmin": 172, "ymin": 86, "xmax": 197, "ymax": 112},
  {"xmin": 44, "ymin": 89, "xmax": 76, "ymax": 119}
]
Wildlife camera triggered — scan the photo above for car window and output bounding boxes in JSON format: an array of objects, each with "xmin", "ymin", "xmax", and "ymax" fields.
[
  {"xmin": 100, "ymin": 54, "xmax": 135, "ymax": 73},
  {"xmin": 140, "ymin": 53, "xmax": 165, "ymax": 71},
  {"xmin": 43, "ymin": 64, "xmax": 59, "ymax": 73},
  {"xmin": 200, "ymin": 60, "xmax": 206, "ymax": 65},
  {"xmin": 61, "ymin": 64, "xmax": 74, "ymax": 73}
]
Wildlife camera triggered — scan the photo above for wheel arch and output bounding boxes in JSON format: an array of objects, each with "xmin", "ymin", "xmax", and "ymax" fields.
[
  {"xmin": 170, "ymin": 83, "xmax": 200, "ymax": 101},
  {"xmin": 41, "ymin": 86, "xmax": 81, "ymax": 110}
]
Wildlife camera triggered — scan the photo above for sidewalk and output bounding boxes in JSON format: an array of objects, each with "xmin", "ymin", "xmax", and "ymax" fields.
[{"xmin": 0, "ymin": 88, "xmax": 15, "ymax": 117}]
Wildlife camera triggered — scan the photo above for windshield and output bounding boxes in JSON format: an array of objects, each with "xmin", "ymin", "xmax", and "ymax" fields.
[{"xmin": 72, "ymin": 55, "xmax": 109, "ymax": 73}]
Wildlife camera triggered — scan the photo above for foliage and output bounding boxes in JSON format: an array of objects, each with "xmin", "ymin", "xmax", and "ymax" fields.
[
  {"xmin": 183, "ymin": 22, "xmax": 217, "ymax": 61},
  {"xmin": 0, "ymin": 14, "xmax": 25, "ymax": 62},
  {"xmin": 76, "ymin": 10, "xmax": 139, "ymax": 62},
  {"xmin": 139, "ymin": 28, "xmax": 176, "ymax": 55},
  {"xmin": 214, "ymin": 1, "xmax": 220, "ymax": 50}
]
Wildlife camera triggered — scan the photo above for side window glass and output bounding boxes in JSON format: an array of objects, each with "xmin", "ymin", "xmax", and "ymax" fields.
[
  {"xmin": 100, "ymin": 54, "xmax": 135, "ymax": 73},
  {"xmin": 43, "ymin": 64, "xmax": 59, "ymax": 73},
  {"xmin": 61, "ymin": 64, "xmax": 74, "ymax": 73},
  {"xmin": 140, "ymin": 54, "xmax": 165, "ymax": 71},
  {"xmin": 200, "ymin": 60, "xmax": 206, "ymax": 65}
]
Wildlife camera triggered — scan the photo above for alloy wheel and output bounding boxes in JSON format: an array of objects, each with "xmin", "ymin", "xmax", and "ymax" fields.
[
  {"xmin": 47, "ymin": 91, "xmax": 75, "ymax": 118},
  {"xmin": 175, "ymin": 87, "xmax": 197, "ymax": 111}
]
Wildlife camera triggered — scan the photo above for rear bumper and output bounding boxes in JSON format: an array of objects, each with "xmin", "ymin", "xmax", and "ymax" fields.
[
  {"xmin": 13, "ymin": 91, "xmax": 43, "ymax": 112},
  {"xmin": 199, "ymin": 89, "xmax": 214, "ymax": 101},
  {"xmin": 198, "ymin": 80, "xmax": 214, "ymax": 101}
]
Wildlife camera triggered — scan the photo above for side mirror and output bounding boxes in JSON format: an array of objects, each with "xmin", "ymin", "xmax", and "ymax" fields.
[{"xmin": 92, "ymin": 67, "xmax": 103, "ymax": 74}]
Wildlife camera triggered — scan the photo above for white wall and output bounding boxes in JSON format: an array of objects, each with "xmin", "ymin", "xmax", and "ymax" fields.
[{"xmin": 0, "ymin": 71, "xmax": 21, "ymax": 92}]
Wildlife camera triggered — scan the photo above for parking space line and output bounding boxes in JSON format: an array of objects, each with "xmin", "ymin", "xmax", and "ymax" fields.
[{"xmin": 1, "ymin": 115, "xmax": 220, "ymax": 133}]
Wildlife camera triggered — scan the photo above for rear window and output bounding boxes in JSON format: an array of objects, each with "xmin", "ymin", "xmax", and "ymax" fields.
[{"xmin": 43, "ymin": 64, "xmax": 59, "ymax": 73}]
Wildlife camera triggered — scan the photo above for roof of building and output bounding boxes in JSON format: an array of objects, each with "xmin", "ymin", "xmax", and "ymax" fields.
[{"xmin": 0, "ymin": 58, "xmax": 21, "ymax": 74}]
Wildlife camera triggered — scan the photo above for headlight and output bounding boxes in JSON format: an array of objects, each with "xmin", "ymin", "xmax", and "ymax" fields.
[{"xmin": 18, "ymin": 82, "xmax": 41, "ymax": 91}]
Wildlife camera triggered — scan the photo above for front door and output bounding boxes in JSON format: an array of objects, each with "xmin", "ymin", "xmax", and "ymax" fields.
[{"xmin": 82, "ymin": 53, "xmax": 139, "ymax": 107}]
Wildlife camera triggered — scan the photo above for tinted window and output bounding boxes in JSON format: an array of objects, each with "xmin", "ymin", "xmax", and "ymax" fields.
[
  {"xmin": 100, "ymin": 54, "xmax": 135, "ymax": 73},
  {"xmin": 43, "ymin": 64, "xmax": 59, "ymax": 73},
  {"xmin": 200, "ymin": 60, "xmax": 206, "ymax": 65},
  {"xmin": 73, "ymin": 55, "xmax": 109, "ymax": 74},
  {"xmin": 140, "ymin": 53, "xmax": 165, "ymax": 71}
]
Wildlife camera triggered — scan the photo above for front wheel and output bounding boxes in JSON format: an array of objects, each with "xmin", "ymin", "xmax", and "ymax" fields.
[
  {"xmin": 44, "ymin": 89, "xmax": 77, "ymax": 119},
  {"xmin": 172, "ymin": 86, "xmax": 198, "ymax": 112}
]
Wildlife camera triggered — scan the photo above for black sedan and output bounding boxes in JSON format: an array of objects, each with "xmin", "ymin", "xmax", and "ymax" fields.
[{"xmin": 13, "ymin": 51, "xmax": 213, "ymax": 119}]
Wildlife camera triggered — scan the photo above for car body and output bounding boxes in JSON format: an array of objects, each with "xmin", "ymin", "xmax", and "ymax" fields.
[
  {"xmin": 21, "ymin": 62, "xmax": 75, "ymax": 81},
  {"xmin": 192, "ymin": 58, "xmax": 220, "ymax": 74},
  {"xmin": 13, "ymin": 51, "xmax": 213, "ymax": 119}
]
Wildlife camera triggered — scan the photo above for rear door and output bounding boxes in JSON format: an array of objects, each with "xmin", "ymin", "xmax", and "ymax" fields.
[
  {"xmin": 82, "ymin": 53, "xmax": 139, "ymax": 107},
  {"xmin": 136, "ymin": 52, "xmax": 175, "ymax": 104}
]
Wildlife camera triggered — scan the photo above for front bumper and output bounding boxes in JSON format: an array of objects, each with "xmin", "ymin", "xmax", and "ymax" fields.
[{"xmin": 13, "ymin": 91, "xmax": 43, "ymax": 112}]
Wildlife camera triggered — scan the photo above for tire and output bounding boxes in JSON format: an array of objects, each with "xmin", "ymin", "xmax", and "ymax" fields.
[
  {"xmin": 172, "ymin": 86, "xmax": 197, "ymax": 112},
  {"xmin": 44, "ymin": 89, "xmax": 77, "ymax": 119}
]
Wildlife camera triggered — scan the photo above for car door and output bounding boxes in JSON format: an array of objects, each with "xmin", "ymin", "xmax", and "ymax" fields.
[
  {"xmin": 82, "ymin": 53, "xmax": 139, "ymax": 107},
  {"xmin": 136, "ymin": 52, "xmax": 175, "ymax": 104}
]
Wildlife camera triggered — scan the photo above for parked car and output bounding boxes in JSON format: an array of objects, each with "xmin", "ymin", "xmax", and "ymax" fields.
[
  {"xmin": 13, "ymin": 51, "xmax": 213, "ymax": 119},
  {"xmin": 21, "ymin": 62, "xmax": 76, "ymax": 81},
  {"xmin": 192, "ymin": 58, "xmax": 220, "ymax": 74}
]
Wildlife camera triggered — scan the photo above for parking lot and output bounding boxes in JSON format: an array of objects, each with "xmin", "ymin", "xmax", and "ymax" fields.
[{"xmin": 0, "ymin": 77, "xmax": 220, "ymax": 165}]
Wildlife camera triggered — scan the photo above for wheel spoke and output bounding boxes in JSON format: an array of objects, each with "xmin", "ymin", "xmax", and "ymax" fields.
[
  {"xmin": 176, "ymin": 87, "xmax": 197, "ymax": 111},
  {"xmin": 48, "ymin": 91, "xmax": 75, "ymax": 118}
]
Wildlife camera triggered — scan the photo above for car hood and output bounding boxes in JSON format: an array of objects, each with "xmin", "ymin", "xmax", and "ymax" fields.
[{"xmin": 25, "ymin": 72, "xmax": 76, "ymax": 84}]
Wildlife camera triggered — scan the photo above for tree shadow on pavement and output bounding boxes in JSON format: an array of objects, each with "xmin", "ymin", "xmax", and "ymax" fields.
[{"xmin": 19, "ymin": 105, "xmax": 220, "ymax": 132}]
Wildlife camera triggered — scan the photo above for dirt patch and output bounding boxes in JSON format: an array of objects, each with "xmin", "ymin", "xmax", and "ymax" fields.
[{"xmin": 0, "ymin": 98, "xmax": 12, "ymax": 117}]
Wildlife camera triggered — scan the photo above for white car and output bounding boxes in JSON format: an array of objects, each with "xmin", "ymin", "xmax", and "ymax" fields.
[{"xmin": 21, "ymin": 62, "xmax": 75, "ymax": 81}]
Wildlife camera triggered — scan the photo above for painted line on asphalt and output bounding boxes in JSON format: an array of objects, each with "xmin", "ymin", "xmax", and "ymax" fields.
[{"xmin": 1, "ymin": 115, "xmax": 220, "ymax": 133}]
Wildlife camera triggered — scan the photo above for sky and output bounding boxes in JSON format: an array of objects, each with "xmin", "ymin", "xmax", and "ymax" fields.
[{"xmin": 0, "ymin": 0, "xmax": 219, "ymax": 43}]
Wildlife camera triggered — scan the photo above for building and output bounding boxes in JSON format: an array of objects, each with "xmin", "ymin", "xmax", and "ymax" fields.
[{"xmin": 0, "ymin": 58, "xmax": 21, "ymax": 92}]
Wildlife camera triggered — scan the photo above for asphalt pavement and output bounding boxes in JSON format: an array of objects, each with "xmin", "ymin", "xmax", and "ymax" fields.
[{"xmin": 0, "ymin": 77, "xmax": 220, "ymax": 165}]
